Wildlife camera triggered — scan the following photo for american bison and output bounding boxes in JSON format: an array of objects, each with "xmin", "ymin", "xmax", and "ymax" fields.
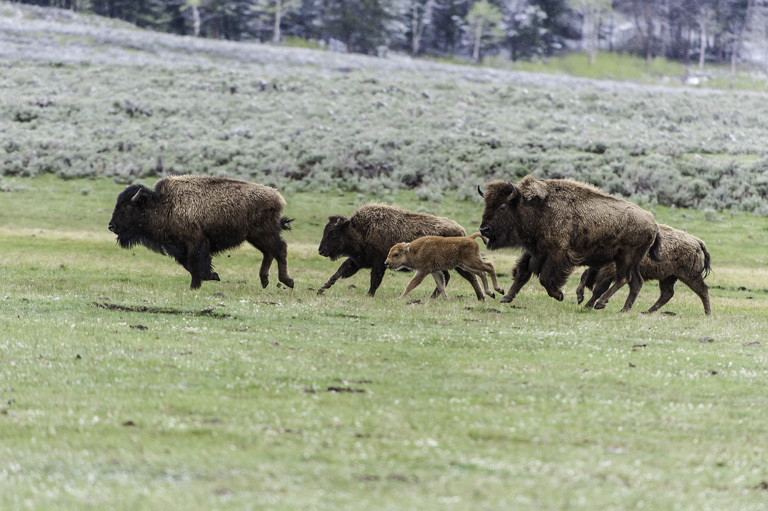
[
  {"xmin": 576, "ymin": 224, "xmax": 712, "ymax": 314},
  {"xmin": 384, "ymin": 233, "xmax": 505, "ymax": 300},
  {"xmin": 108, "ymin": 175, "xmax": 294, "ymax": 290},
  {"xmin": 478, "ymin": 175, "xmax": 661, "ymax": 311},
  {"xmin": 317, "ymin": 203, "xmax": 480, "ymax": 297}
]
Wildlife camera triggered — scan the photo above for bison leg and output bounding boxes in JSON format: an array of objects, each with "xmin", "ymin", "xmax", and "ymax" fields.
[
  {"xmin": 501, "ymin": 253, "xmax": 534, "ymax": 303},
  {"xmin": 459, "ymin": 265, "xmax": 494, "ymax": 298},
  {"xmin": 643, "ymin": 277, "xmax": 676, "ymax": 314},
  {"xmin": 317, "ymin": 258, "xmax": 360, "ymax": 295},
  {"xmin": 401, "ymin": 271, "xmax": 429, "ymax": 298},
  {"xmin": 594, "ymin": 250, "xmax": 646, "ymax": 310},
  {"xmin": 619, "ymin": 266, "xmax": 645, "ymax": 312},
  {"xmin": 183, "ymin": 241, "xmax": 214, "ymax": 290},
  {"xmin": 431, "ymin": 272, "xmax": 449, "ymax": 299},
  {"xmin": 537, "ymin": 258, "xmax": 572, "ymax": 302},
  {"xmin": 430, "ymin": 271, "xmax": 451, "ymax": 299},
  {"xmin": 584, "ymin": 266, "xmax": 613, "ymax": 308},
  {"xmin": 455, "ymin": 268, "xmax": 485, "ymax": 301},
  {"xmin": 368, "ymin": 263, "xmax": 387, "ymax": 297},
  {"xmin": 576, "ymin": 267, "xmax": 599, "ymax": 304},
  {"xmin": 258, "ymin": 253, "xmax": 274, "ymax": 288},
  {"xmin": 249, "ymin": 235, "xmax": 293, "ymax": 289},
  {"xmin": 679, "ymin": 276, "xmax": 712, "ymax": 316},
  {"xmin": 466, "ymin": 259, "xmax": 505, "ymax": 296}
]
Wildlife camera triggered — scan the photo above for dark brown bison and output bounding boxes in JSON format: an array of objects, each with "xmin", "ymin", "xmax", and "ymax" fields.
[
  {"xmin": 317, "ymin": 203, "xmax": 483, "ymax": 298},
  {"xmin": 576, "ymin": 224, "xmax": 712, "ymax": 315},
  {"xmin": 108, "ymin": 175, "xmax": 294, "ymax": 290},
  {"xmin": 384, "ymin": 233, "xmax": 504, "ymax": 300},
  {"xmin": 478, "ymin": 175, "xmax": 661, "ymax": 310}
]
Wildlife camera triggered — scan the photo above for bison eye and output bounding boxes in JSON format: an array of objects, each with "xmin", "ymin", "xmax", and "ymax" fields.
[{"xmin": 499, "ymin": 203, "xmax": 508, "ymax": 212}]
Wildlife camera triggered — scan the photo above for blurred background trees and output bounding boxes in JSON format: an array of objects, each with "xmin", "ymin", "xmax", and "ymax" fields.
[{"xmin": 8, "ymin": 0, "xmax": 766, "ymax": 70}]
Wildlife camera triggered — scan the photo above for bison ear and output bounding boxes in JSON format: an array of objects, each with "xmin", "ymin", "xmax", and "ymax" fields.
[{"xmin": 404, "ymin": 243, "xmax": 410, "ymax": 252}]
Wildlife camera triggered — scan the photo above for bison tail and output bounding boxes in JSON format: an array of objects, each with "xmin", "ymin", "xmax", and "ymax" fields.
[
  {"xmin": 699, "ymin": 239, "xmax": 712, "ymax": 279},
  {"xmin": 469, "ymin": 232, "xmax": 489, "ymax": 246},
  {"xmin": 648, "ymin": 229, "xmax": 662, "ymax": 262},
  {"xmin": 280, "ymin": 216, "xmax": 294, "ymax": 232}
]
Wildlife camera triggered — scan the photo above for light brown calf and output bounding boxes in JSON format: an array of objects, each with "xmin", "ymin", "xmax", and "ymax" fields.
[{"xmin": 384, "ymin": 233, "xmax": 504, "ymax": 301}]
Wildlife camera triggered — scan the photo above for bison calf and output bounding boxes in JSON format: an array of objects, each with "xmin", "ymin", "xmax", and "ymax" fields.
[
  {"xmin": 108, "ymin": 175, "xmax": 294, "ymax": 290},
  {"xmin": 384, "ymin": 233, "xmax": 504, "ymax": 301},
  {"xmin": 576, "ymin": 224, "xmax": 712, "ymax": 315},
  {"xmin": 317, "ymin": 203, "xmax": 480, "ymax": 297}
]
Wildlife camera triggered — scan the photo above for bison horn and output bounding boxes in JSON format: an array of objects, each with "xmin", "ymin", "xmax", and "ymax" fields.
[
  {"xmin": 477, "ymin": 185, "xmax": 484, "ymax": 198},
  {"xmin": 131, "ymin": 190, "xmax": 143, "ymax": 202},
  {"xmin": 506, "ymin": 181, "xmax": 518, "ymax": 201}
]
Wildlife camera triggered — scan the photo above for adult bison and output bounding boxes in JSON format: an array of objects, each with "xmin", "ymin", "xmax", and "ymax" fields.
[
  {"xmin": 478, "ymin": 175, "xmax": 661, "ymax": 310},
  {"xmin": 317, "ymin": 203, "xmax": 483, "ymax": 298},
  {"xmin": 576, "ymin": 224, "xmax": 711, "ymax": 315},
  {"xmin": 108, "ymin": 175, "xmax": 294, "ymax": 290}
]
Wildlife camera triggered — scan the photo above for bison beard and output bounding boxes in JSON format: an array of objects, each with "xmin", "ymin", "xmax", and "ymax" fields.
[
  {"xmin": 108, "ymin": 176, "xmax": 294, "ymax": 290},
  {"xmin": 478, "ymin": 175, "xmax": 662, "ymax": 311}
]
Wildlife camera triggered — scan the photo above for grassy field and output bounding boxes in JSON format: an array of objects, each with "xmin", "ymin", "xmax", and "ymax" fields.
[
  {"xmin": 1, "ymin": 176, "xmax": 768, "ymax": 510},
  {"xmin": 3, "ymin": 4, "xmax": 768, "ymax": 508}
]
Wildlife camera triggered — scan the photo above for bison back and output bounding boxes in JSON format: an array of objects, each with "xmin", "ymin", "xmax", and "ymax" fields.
[{"xmin": 352, "ymin": 204, "xmax": 465, "ymax": 249}]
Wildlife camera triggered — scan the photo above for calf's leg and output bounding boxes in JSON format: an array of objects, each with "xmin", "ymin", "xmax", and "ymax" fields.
[{"xmin": 455, "ymin": 267, "xmax": 485, "ymax": 301}]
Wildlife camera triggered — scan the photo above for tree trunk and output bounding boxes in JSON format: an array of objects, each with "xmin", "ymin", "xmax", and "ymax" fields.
[
  {"xmin": 472, "ymin": 19, "xmax": 483, "ymax": 63},
  {"xmin": 192, "ymin": 5, "xmax": 200, "ymax": 37},
  {"xmin": 698, "ymin": 23, "xmax": 706, "ymax": 71},
  {"xmin": 411, "ymin": 0, "xmax": 420, "ymax": 55},
  {"xmin": 273, "ymin": 0, "xmax": 282, "ymax": 43}
]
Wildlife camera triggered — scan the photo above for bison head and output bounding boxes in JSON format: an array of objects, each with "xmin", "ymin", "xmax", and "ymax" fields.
[
  {"xmin": 318, "ymin": 215, "xmax": 352, "ymax": 261},
  {"xmin": 384, "ymin": 242, "xmax": 410, "ymax": 270},
  {"xmin": 108, "ymin": 184, "xmax": 158, "ymax": 249},
  {"xmin": 478, "ymin": 180, "xmax": 520, "ymax": 250}
]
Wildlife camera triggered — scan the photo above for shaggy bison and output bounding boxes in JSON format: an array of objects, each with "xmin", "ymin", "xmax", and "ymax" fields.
[
  {"xmin": 478, "ymin": 175, "xmax": 661, "ymax": 310},
  {"xmin": 108, "ymin": 175, "xmax": 294, "ymax": 290},
  {"xmin": 317, "ymin": 203, "xmax": 479, "ymax": 297},
  {"xmin": 576, "ymin": 224, "xmax": 712, "ymax": 315},
  {"xmin": 384, "ymin": 233, "xmax": 505, "ymax": 300}
]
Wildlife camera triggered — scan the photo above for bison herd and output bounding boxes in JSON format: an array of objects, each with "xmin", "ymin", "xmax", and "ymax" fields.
[{"xmin": 109, "ymin": 174, "xmax": 712, "ymax": 315}]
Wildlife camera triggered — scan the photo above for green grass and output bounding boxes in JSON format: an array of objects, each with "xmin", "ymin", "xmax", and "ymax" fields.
[
  {"xmin": 490, "ymin": 52, "xmax": 688, "ymax": 84},
  {"xmin": 1, "ymin": 176, "xmax": 768, "ymax": 510}
]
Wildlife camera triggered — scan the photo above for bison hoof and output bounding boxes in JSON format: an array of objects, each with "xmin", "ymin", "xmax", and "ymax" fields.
[
  {"xmin": 593, "ymin": 302, "xmax": 606, "ymax": 310},
  {"xmin": 260, "ymin": 277, "xmax": 269, "ymax": 288},
  {"xmin": 281, "ymin": 277, "xmax": 295, "ymax": 289},
  {"xmin": 576, "ymin": 296, "xmax": 584, "ymax": 304},
  {"xmin": 206, "ymin": 272, "xmax": 220, "ymax": 281},
  {"xmin": 317, "ymin": 287, "xmax": 327, "ymax": 296},
  {"xmin": 500, "ymin": 295, "xmax": 514, "ymax": 303}
]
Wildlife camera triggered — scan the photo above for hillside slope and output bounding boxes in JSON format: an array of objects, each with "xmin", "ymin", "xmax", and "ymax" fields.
[{"xmin": 2, "ymin": 1, "xmax": 768, "ymax": 214}]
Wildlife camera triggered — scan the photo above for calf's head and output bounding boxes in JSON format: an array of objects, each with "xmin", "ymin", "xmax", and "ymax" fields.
[
  {"xmin": 384, "ymin": 242, "xmax": 411, "ymax": 270},
  {"xmin": 108, "ymin": 184, "xmax": 157, "ymax": 249},
  {"xmin": 478, "ymin": 181, "xmax": 520, "ymax": 250},
  {"xmin": 318, "ymin": 215, "xmax": 352, "ymax": 260}
]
